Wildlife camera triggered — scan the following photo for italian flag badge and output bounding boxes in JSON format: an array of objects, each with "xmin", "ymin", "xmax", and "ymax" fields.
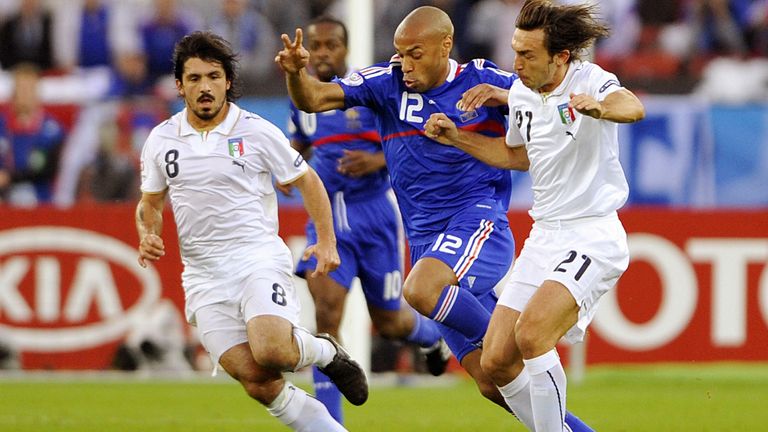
[
  {"xmin": 228, "ymin": 138, "xmax": 244, "ymax": 157},
  {"xmin": 558, "ymin": 103, "xmax": 575, "ymax": 125}
]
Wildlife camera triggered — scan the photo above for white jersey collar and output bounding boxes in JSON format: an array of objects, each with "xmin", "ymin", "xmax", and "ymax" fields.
[
  {"xmin": 178, "ymin": 102, "xmax": 241, "ymax": 137},
  {"xmin": 547, "ymin": 60, "xmax": 585, "ymax": 97}
]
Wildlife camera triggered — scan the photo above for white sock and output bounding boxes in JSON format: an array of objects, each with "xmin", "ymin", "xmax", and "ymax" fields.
[
  {"xmin": 292, "ymin": 326, "xmax": 336, "ymax": 370},
  {"xmin": 498, "ymin": 369, "xmax": 536, "ymax": 431},
  {"xmin": 524, "ymin": 349, "xmax": 567, "ymax": 432},
  {"xmin": 267, "ymin": 382, "xmax": 347, "ymax": 431}
]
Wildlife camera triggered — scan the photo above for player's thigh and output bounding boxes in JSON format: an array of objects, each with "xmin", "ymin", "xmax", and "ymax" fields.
[
  {"xmin": 193, "ymin": 301, "xmax": 248, "ymax": 372},
  {"xmin": 240, "ymin": 265, "xmax": 302, "ymax": 365},
  {"xmin": 516, "ymin": 280, "xmax": 580, "ymax": 353},
  {"xmin": 414, "ymin": 214, "xmax": 515, "ymax": 296}
]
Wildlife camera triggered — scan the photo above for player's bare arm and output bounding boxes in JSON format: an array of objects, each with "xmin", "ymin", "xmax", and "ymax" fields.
[
  {"xmin": 425, "ymin": 113, "xmax": 529, "ymax": 171},
  {"xmin": 275, "ymin": 28, "xmax": 347, "ymax": 113},
  {"xmin": 569, "ymin": 88, "xmax": 645, "ymax": 123},
  {"xmin": 459, "ymin": 84, "xmax": 509, "ymax": 111},
  {"xmin": 135, "ymin": 190, "xmax": 167, "ymax": 268},
  {"xmin": 337, "ymin": 150, "xmax": 386, "ymax": 177},
  {"xmin": 290, "ymin": 167, "xmax": 340, "ymax": 276}
]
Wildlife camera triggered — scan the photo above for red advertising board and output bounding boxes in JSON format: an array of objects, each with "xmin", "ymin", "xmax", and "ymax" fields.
[{"xmin": 0, "ymin": 205, "xmax": 766, "ymax": 369}]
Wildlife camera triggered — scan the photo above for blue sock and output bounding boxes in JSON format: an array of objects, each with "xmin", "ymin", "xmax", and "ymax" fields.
[
  {"xmin": 312, "ymin": 366, "xmax": 343, "ymax": 424},
  {"xmin": 405, "ymin": 309, "xmax": 442, "ymax": 347},
  {"xmin": 565, "ymin": 411, "xmax": 594, "ymax": 432},
  {"xmin": 428, "ymin": 285, "xmax": 490, "ymax": 344}
]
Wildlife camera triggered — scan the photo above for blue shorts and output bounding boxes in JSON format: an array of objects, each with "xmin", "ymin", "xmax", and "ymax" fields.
[
  {"xmin": 296, "ymin": 190, "xmax": 404, "ymax": 310},
  {"xmin": 410, "ymin": 201, "xmax": 515, "ymax": 361}
]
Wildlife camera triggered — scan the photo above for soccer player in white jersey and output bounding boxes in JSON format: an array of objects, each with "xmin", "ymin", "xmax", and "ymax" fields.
[
  {"xmin": 135, "ymin": 31, "xmax": 368, "ymax": 431},
  {"xmin": 425, "ymin": 1, "xmax": 646, "ymax": 431}
]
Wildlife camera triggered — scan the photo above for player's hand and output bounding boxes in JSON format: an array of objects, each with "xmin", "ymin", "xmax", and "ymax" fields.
[
  {"xmin": 569, "ymin": 92, "xmax": 603, "ymax": 119},
  {"xmin": 302, "ymin": 242, "xmax": 340, "ymax": 277},
  {"xmin": 275, "ymin": 28, "xmax": 310, "ymax": 74},
  {"xmin": 424, "ymin": 113, "xmax": 459, "ymax": 145},
  {"xmin": 138, "ymin": 233, "xmax": 165, "ymax": 268},
  {"xmin": 275, "ymin": 182, "xmax": 295, "ymax": 197},
  {"xmin": 458, "ymin": 84, "xmax": 508, "ymax": 111},
  {"xmin": 337, "ymin": 150, "xmax": 384, "ymax": 177}
]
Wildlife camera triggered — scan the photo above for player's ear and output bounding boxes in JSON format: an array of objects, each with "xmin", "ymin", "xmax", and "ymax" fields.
[
  {"xmin": 176, "ymin": 79, "xmax": 184, "ymax": 96},
  {"xmin": 442, "ymin": 34, "xmax": 453, "ymax": 56}
]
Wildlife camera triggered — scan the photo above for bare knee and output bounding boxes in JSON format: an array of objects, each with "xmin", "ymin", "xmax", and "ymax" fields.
[
  {"xmin": 515, "ymin": 318, "xmax": 551, "ymax": 358},
  {"xmin": 236, "ymin": 369, "xmax": 283, "ymax": 405},
  {"xmin": 370, "ymin": 309, "xmax": 411, "ymax": 340},
  {"xmin": 402, "ymin": 278, "xmax": 439, "ymax": 316}
]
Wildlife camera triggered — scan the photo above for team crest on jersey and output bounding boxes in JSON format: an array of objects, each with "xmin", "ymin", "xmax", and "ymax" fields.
[
  {"xmin": 345, "ymin": 108, "xmax": 361, "ymax": 130},
  {"xmin": 340, "ymin": 72, "xmax": 363, "ymax": 87},
  {"xmin": 228, "ymin": 138, "xmax": 245, "ymax": 157},
  {"xmin": 455, "ymin": 101, "xmax": 479, "ymax": 123},
  {"xmin": 557, "ymin": 103, "xmax": 575, "ymax": 125}
]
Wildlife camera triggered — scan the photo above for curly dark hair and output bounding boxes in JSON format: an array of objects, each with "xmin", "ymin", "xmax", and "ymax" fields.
[
  {"xmin": 515, "ymin": 0, "xmax": 609, "ymax": 62},
  {"xmin": 173, "ymin": 31, "xmax": 242, "ymax": 101}
]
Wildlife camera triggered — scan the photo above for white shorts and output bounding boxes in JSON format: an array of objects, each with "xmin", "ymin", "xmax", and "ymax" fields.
[
  {"xmin": 190, "ymin": 265, "xmax": 300, "ymax": 368},
  {"xmin": 498, "ymin": 213, "xmax": 629, "ymax": 343}
]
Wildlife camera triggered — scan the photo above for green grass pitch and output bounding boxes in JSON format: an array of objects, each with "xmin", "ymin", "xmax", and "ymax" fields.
[{"xmin": 1, "ymin": 363, "xmax": 766, "ymax": 431}]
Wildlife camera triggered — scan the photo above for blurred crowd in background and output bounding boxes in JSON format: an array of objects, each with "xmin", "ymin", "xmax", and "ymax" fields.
[{"xmin": 0, "ymin": 0, "xmax": 766, "ymax": 208}]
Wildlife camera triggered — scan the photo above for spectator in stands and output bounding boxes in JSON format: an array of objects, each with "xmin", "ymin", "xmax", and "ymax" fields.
[
  {"xmin": 0, "ymin": 0, "xmax": 54, "ymax": 71},
  {"xmin": 0, "ymin": 63, "xmax": 65, "ymax": 206},
  {"xmin": 466, "ymin": 0, "xmax": 525, "ymax": 70},
  {"xmin": 686, "ymin": 0, "xmax": 750, "ymax": 57},
  {"xmin": 747, "ymin": 0, "xmax": 768, "ymax": 55},
  {"xmin": 207, "ymin": 0, "xmax": 279, "ymax": 93},
  {"xmin": 52, "ymin": 0, "xmax": 120, "ymax": 71},
  {"xmin": 138, "ymin": 0, "xmax": 198, "ymax": 85}
]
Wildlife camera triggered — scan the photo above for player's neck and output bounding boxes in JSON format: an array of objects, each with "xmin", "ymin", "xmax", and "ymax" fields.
[
  {"xmin": 187, "ymin": 102, "xmax": 230, "ymax": 132},
  {"xmin": 538, "ymin": 63, "xmax": 569, "ymax": 94}
]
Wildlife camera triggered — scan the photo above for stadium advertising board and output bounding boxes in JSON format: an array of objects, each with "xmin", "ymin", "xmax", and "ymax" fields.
[{"xmin": 0, "ymin": 206, "xmax": 765, "ymax": 369}]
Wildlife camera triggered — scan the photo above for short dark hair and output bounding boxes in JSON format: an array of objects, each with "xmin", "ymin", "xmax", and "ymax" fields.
[
  {"xmin": 515, "ymin": 0, "xmax": 609, "ymax": 62},
  {"xmin": 173, "ymin": 31, "xmax": 241, "ymax": 101},
  {"xmin": 308, "ymin": 15, "xmax": 348, "ymax": 47}
]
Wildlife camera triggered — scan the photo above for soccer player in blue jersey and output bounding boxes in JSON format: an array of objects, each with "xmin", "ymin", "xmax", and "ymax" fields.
[
  {"xmin": 276, "ymin": 5, "xmax": 518, "ymax": 409},
  {"xmin": 276, "ymin": 6, "xmax": 597, "ymax": 430},
  {"xmin": 278, "ymin": 16, "xmax": 449, "ymax": 424}
]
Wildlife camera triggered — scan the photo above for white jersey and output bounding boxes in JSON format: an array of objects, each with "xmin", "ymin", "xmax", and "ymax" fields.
[
  {"xmin": 506, "ymin": 60, "xmax": 628, "ymax": 222},
  {"xmin": 140, "ymin": 103, "xmax": 308, "ymax": 294}
]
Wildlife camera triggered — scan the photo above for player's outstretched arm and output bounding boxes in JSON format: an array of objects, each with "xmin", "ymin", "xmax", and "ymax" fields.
[
  {"xmin": 569, "ymin": 88, "xmax": 645, "ymax": 123},
  {"xmin": 291, "ymin": 167, "xmax": 340, "ymax": 276},
  {"xmin": 275, "ymin": 28, "xmax": 347, "ymax": 113},
  {"xmin": 425, "ymin": 113, "xmax": 529, "ymax": 171},
  {"xmin": 135, "ymin": 190, "xmax": 167, "ymax": 268}
]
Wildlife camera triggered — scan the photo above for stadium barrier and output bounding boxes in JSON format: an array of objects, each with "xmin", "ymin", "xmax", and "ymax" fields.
[{"xmin": 0, "ymin": 205, "xmax": 766, "ymax": 370}]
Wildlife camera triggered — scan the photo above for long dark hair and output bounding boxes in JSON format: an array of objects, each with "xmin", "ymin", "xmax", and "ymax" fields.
[
  {"xmin": 515, "ymin": 0, "xmax": 609, "ymax": 62},
  {"xmin": 173, "ymin": 31, "xmax": 242, "ymax": 101}
]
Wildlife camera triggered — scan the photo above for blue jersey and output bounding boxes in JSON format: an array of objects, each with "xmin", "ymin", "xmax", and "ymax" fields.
[
  {"xmin": 289, "ymin": 104, "xmax": 389, "ymax": 201},
  {"xmin": 335, "ymin": 58, "xmax": 517, "ymax": 244}
]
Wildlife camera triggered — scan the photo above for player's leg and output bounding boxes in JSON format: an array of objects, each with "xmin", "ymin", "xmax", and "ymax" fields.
[
  {"xmin": 356, "ymin": 191, "xmax": 449, "ymax": 375},
  {"xmin": 434, "ymin": 292, "xmax": 508, "ymax": 409},
  {"xmin": 298, "ymin": 220, "xmax": 359, "ymax": 422},
  {"xmin": 241, "ymin": 267, "xmax": 369, "ymax": 407},
  {"xmin": 305, "ymin": 272, "xmax": 348, "ymax": 423},
  {"xmin": 402, "ymin": 209, "xmax": 515, "ymax": 346},
  {"xmin": 516, "ymin": 280, "xmax": 579, "ymax": 432},
  {"xmin": 218, "ymin": 343, "xmax": 346, "ymax": 431},
  {"xmin": 481, "ymin": 303, "xmax": 536, "ymax": 429},
  {"xmin": 193, "ymin": 302, "xmax": 348, "ymax": 431}
]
